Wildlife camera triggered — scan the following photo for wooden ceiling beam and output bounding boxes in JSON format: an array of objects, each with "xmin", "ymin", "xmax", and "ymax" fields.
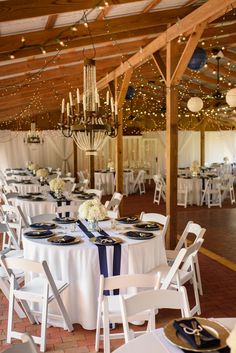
[
  {"xmin": 45, "ymin": 14, "xmax": 58, "ymax": 30},
  {"xmin": 97, "ymin": 0, "xmax": 236, "ymax": 90},
  {"xmin": 152, "ymin": 51, "xmax": 166, "ymax": 83},
  {"xmin": 0, "ymin": 38, "xmax": 152, "ymax": 79},
  {"xmin": 0, "ymin": 0, "xmax": 145, "ymax": 22},
  {"xmin": 142, "ymin": 0, "xmax": 162, "ymax": 13},
  {"xmin": 171, "ymin": 22, "xmax": 206, "ymax": 85},
  {"xmin": 0, "ymin": 8, "xmax": 192, "ymax": 55},
  {"xmin": 96, "ymin": 5, "xmax": 112, "ymax": 20}
]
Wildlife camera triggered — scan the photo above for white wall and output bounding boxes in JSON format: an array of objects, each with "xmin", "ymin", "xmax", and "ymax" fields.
[{"xmin": 0, "ymin": 129, "xmax": 235, "ymax": 175}]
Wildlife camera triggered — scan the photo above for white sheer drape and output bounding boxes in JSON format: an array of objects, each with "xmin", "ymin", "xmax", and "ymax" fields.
[{"xmin": 0, "ymin": 130, "xmax": 235, "ymax": 174}]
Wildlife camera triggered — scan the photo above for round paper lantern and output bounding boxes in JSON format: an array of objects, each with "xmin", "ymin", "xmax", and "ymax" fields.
[
  {"xmin": 187, "ymin": 97, "xmax": 203, "ymax": 113},
  {"xmin": 187, "ymin": 47, "xmax": 207, "ymax": 71},
  {"xmin": 226, "ymin": 88, "xmax": 236, "ymax": 107},
  {"xmin": 125, "ymin": 85, "xmax": 135, "ymax": 100}
]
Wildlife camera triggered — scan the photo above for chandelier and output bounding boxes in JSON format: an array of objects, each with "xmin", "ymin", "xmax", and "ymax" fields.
[
  {"xmin": 24, "ymin": 122, "xmax": 44, "ymax": 144},
  {"xmin": 59, "ymin": 59, "xmax": 119, "ymax": 155}
]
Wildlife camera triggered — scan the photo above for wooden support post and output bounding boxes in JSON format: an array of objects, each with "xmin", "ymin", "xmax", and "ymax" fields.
[
  {"xmin": 73, "ymin": 140, "xmax": 78, "ymax": 182},
  {"xmin": 90, "ymin": 155, "xmax": 95, "ymax": 188},
  {"xmin": 200, "ymin": 119, "xmax": 206, "ymax": 167},
  {"xmin": 165, "ymin": 39, "xmax": 179, "ymax": 250}
]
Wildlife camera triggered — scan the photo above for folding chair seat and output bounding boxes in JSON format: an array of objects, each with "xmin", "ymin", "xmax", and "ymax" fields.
[
  {"xmin": 95, "ymin": 273, "xmax": 161, "ymax": 353},
  {"xmin": 166, "ymin": 221, "xmax": 206, "ymax": 295},
  {"xmin": 120, "ymin": 286, "xmax": 190, "ymax": 343},
  {"xmin": 0, "ymin": 256, "xmax": 73, "ymax": 352},
  {"xmin": 140, "ymin": 212, "xmax": 170, "ymax": 245},
  {"xmin": 147, "ymin": 239, "xmax": 204, "ymax": 317}
]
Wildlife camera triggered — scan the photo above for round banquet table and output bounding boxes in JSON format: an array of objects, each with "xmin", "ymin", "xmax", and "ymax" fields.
[
  {"xmin": 13, "ymin": 193, "xmax": 84, "ymax": 218},
  {"xmin": 95, "ymin": 171, "xmax": 134, "ymax": 195},
  {"xmin": 23, "ymin": 219, "xmax": 167, "ymax": 329}
]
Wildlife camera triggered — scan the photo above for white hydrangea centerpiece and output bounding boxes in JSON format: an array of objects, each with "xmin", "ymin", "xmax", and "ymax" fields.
[
  {"xmin": 49, "ymin": 177, "xmax": 65, "ymax": 192},
  {"xmin": 190, "ymin": 160, "xmax": 200, "ymax": 175},
  {"xmin": 223, "ymin": 156, "xmax": 229, "ymax": 163},
  {"xmin": 36, "ymin": 168, "xmax": 48, "ymax": 178},
  {"xmin": 79, "ymin": 198, "xmax": 107, "ymax": 222},
  {"xmin": 26, "ymin": 161, "xmax": 33, "ymax": 169},
  {"xmin": 227, "ymin": 324, "xmax": 236, "ymax": 353},
  {"xmin": 28, "ymin": 163, "xmax": 40, "ymax": 171}
]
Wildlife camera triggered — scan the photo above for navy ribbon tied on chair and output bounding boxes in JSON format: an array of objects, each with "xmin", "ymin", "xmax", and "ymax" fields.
[
  {"xmin": 77, "ymin": 220, "xmax": 121, "ymax": 295},
  {"xmin": 57, "ymin": 200, "xmax": 71, "ymax": 217}
]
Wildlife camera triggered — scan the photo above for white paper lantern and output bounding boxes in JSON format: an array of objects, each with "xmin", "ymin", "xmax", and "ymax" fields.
[
  {"xmin": 187, "ymin": 97, "xmax": 203, "ymax": 113},
  {"xmin": 226, "ymin": 88, "xmax": 236, "ymax": 107}
]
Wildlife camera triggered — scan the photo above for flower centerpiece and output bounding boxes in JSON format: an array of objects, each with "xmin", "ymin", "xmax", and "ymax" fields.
[
  {"xmin": 223, "ymin": 156, "xmax": 229, "ymax": 164},
  {"xmin": 190, "ymin": 160, "xmax": 200, "ymax": 176},
  {"xmin": 79, "ymin": 198, "xmax": 107, "ymax": 231},
  {"xmin": 28, "ymin": 163, "xmax": 40, "ymax": 175},
  {"xmin": 49, "ymin": 177, "xmax": 65, "ymax": 199},
  {"xmin": 227, "ymin": 324, "xmax": 236, "ymax": 353},
  {"xmin": 107, "ymin": 160, "xmax": 115, "ymax": 171},
  {"xmin": 36, "ymin": 168, "xmax": 48, "ymax": 183},
  {"xmin": 26, "ymin": 161, "xmax": 33, "ymax": 169}
]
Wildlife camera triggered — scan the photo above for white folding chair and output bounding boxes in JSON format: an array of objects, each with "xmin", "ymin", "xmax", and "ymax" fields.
[
  {"xmin": 0, "ymin": 222, "xmax": 21, "ymax": 254},
  {"xmin": 95, "ymin": 273, "xmax": 161, "ymax": 353},
  {"xmin": 147, "ymin": 239, "xmax": 204, "ymax": 317},
  {"xmin": 153, "ymin": 175, "xmax": 166, "ymax": 204},
  {"xmin": 131, "ymin": 170, "xmax": 146, "ymax": 195},
  {"xmin": 0, "ymin": 256, "xmax": 73, "ymax": 352},
  {"xmin": 201, "ymin": 178, "xmax": 222, "ymax": 208},
  {"xmin": 0, "ymin": 333, "xmax": 38, "ymax": 353},
  {"xmin": 54, "ymin": 204, "xmax": 79, "ymax": 218},
  {"xmin": 0, "ymin": 249, "xmax": 25, "ymax": 319},
  {"xmin": 120, "ymin": 286, "xmax": 190, "ymax": 343},
  {"xmin": 221, "ymin": 174, "xmax": 235, "ymax": 204},
  {"xmin": 166, "ymin": 221, "xmax": 206, "ymax": 295},
  {"xmin": 104, "ymin": 192, "xmax": 123, "ymax": 217},
  {"xmin": 177, "ymin": 179, "xmax": 189, "ymax": 208},
  {"xmin": 0, "ymin": 205, "xmax": 26, "ymax": 247},
  {"xmin": 1, "ymin": 192, "xmax": 18, "ymax": 206},
  {"xmin": 140, "ymin": 212, "xmax": 170, "ymax": 245},
  {"xmin": 86, "ymin": 189, "xmax": 103, "ymax": 201}
]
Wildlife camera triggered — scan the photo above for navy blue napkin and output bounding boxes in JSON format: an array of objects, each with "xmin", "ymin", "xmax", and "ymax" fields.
[{"xmin": 173, "ymin": 318, "xmax": 221, "ymax": 349}]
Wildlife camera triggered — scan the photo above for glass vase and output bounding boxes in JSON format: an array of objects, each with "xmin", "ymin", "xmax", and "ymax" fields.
[
  {"xmin": 54, "ymin": 189, "xmax": 63, "ymax": 199},
  {"xmin": 87, "ymin": 219, "xmax": 100, "ymax": 232}
]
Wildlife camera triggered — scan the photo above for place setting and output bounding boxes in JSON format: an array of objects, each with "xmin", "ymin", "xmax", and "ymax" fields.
[
  {"xmin": 24, "ymin": 229, "xmax": 54, "ymax": 239},
  {"xmin": 90, "ymin": 235, "xmax": 123, "ymax": 246},
  {"xmin": 30, "ymin": 222, "xmax": 57, "ymax": 230},
  {"xmin": 163, "ymin": 317, "xmax": 230, "ymax": 352},
  {"xmin": 47, "ymin": 235, "xmax": 82, "ymax": 245},
  {"xmin": 53, "ymin": 216, "xmax": 78, "ymax": 224}
]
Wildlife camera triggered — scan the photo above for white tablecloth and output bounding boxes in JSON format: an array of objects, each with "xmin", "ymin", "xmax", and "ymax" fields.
[
  {"xmin": 13, "ymin": 193, "xmax": 84, "ymax": 217},
  {"xmin": 178, "ymin": 177, "xmax": 202, "ymax": 205},
  {"xmin": 95, "ymin": 171, "xmax": 134, "ymax": 195},
  {"xmin": 23, "ymin": 220, "xmax": 167, "ymax": 329}
]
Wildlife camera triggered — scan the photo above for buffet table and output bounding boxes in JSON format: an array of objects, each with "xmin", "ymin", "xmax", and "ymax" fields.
[{"xmin": 23, "ymin": 219, "xmax": 167, "ymax": 329}]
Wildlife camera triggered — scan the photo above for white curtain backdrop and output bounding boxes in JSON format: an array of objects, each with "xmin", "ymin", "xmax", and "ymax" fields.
[{"xmin": 0, "ymin": 129, "xmax": 235, "ymax": 175}]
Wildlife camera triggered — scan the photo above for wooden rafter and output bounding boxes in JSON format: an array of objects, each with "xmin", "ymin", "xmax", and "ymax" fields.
[
  {"xmin": 97, "ymin": 0, "xmax": 236, "ymax": 90},
  {"xmin": 45, "ymin": 14, "xmax": 58, "ymax": 30},
  {"xmin": 171, "ymin": 22, "xmax": 207, "ymax": 85},
  {"xmin": 96, "ymin": 5, "xmax": 112, "ymax": 20},
  {"xmin": 152, "ymin": 51, "xmax": 166, "ymax": 83},
  {"xmin": 142, "ymin": 0, "xmax": 162, "ymax": 13}
]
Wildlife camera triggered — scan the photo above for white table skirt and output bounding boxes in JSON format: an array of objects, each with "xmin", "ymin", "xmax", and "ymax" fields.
[
  {"xmin": 13, "ymin": 194, "xmax": 84, "ymax": 218},
  {"xmin": 12, "ymin": 182, "xmax": 41, "ymax": 194},
  {"xmin": 115, "ymin": 318, "xmax": 236, "ymax": 353},
  {"xmin": 178, "ymin": 177, "xmax": 202, "ymax": 205},
  {"xmin": 23, "ymin": 220, "xmax": 167, "ymax": 329},
  {"xmin": 95, "ymin": 171, "xmax": 134, "ymax": 195}
]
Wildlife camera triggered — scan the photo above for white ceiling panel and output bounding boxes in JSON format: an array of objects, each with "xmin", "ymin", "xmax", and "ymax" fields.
[
  {"xmin": 106, "ymin": 0, "xmax": 148, "ymax": 18},
  {"xmin": 55, "ymin": 8, "xmax": 101, "ymax": 27},
  {"xmin": 0, "ymin": 16, "xmax": 48, "ymax": 36}
]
